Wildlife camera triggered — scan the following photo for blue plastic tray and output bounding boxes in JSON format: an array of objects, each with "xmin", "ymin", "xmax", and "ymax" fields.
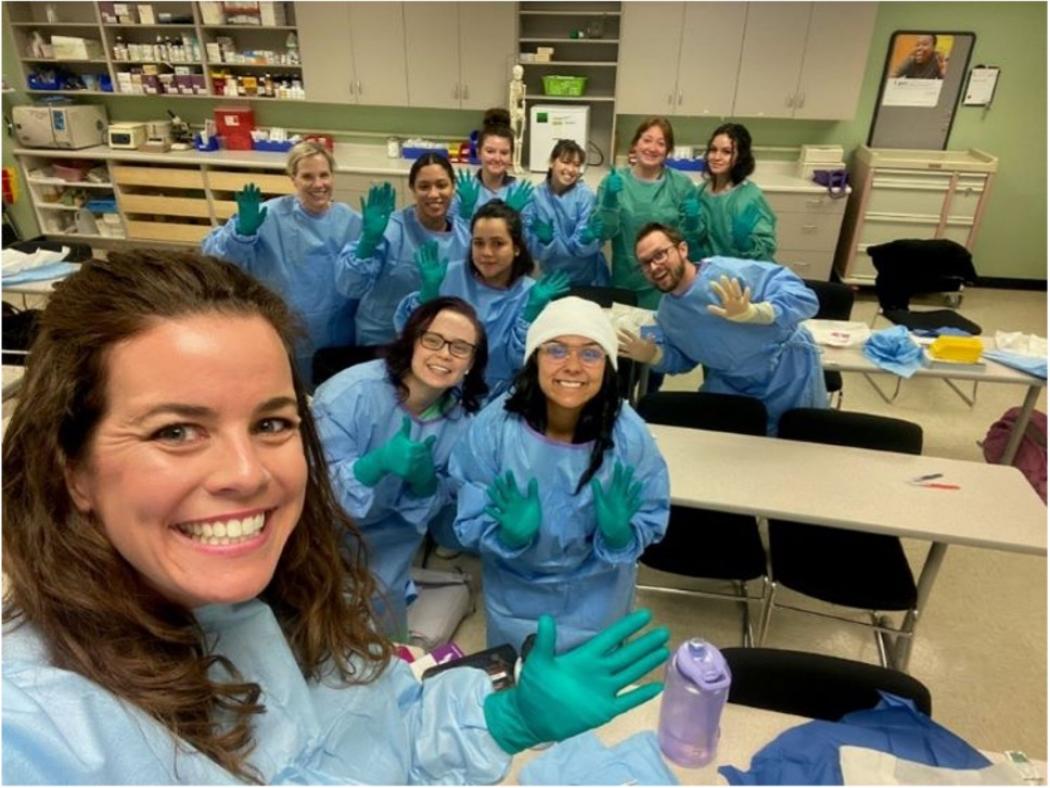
[
  {"xmin": 253, "ymin": 139, "xmax": 294, "ymax": 153},
  {"xmin": 666, "ymin": 158, "xmax": 706, "ymax": 172}
]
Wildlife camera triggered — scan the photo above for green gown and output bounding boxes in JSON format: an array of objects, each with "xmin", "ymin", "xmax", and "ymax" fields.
[
  {"xmin": 596, "ymin": 166, "xmax": 698, "ymax": 310},
  {"xmin": 696, "ymin": 179, "xmax": 777, "ymax": 261}
]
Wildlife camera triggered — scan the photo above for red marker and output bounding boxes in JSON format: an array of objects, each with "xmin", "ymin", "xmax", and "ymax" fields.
[{"xmin": 920, "ymin": 482, "xmax": 960, "ymax": 490}]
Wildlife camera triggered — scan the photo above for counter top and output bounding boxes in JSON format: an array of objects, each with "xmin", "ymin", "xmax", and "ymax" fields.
[{"xmin": 14, "ymin": 145, "xmax": 836, "ymax": 194}]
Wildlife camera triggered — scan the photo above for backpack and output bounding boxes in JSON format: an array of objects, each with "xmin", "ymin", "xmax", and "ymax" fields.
[{"xmin": 982, "ymin": 407, "xmax": 1047, "ymax": 502}]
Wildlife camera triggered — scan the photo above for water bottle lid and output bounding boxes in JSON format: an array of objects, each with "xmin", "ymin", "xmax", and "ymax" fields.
[{"xmin": 673, "ymin": 638, "xmax": 732, "ymax": 690}]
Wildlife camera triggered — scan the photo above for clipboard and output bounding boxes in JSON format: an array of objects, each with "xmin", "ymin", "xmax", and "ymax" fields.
[{"xmin": 963, "ymin": 65, "xmax": 1000, "ymax": 106}]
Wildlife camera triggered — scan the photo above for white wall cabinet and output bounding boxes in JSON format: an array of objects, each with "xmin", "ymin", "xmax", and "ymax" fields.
[
  {"xmin": 405, "ymin": 2, "xmax": 515, "ymax": 110},
  {"xmin": 733, "ymin": 2, "xmax": 876, "ymax": 120},
  {"xmin": 833, "ymin": 147, "xmax": 999, "ymax": 285},
  {"xmin": 766, "ymin": 192, "xmax": 848, "ymax": 281}
]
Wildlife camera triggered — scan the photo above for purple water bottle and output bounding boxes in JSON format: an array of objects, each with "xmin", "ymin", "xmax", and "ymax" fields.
[{"xmin": 657, "ymin": 638, "xmax": 732, "ymax": 767}]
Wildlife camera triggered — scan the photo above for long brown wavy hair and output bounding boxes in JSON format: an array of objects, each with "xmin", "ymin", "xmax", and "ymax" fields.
[{"xmin": 2, "ymin": 249, "xmax": 393, "ymax": 781}]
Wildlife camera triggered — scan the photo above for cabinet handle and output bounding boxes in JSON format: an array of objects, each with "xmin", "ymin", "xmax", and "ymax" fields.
[
  {"xmin": 356, "ymin": 80, "xmax": 362, "ymax": 95},
  {"xmin": 802, "ymin": 224, "xmax": 818, "ymax": 232},
  {"xmin": 677, "ymin": 91, "xmax": 683, "ymax": 105},
  {"xmin": 667, "ymin": 94, "xmax": 674, "ymax": 106},
  {"xmin": 462, "ymin": 84, "xmax": 469, "ymax": 100},
  {"xmin": 453, "ymin": 84, "xmax": 459, "ymax": 99},
  {"xmin": 805, "ymin": 199, "xmax": 823, "ymax": 207},
  {"xmin": 349, "ymin": 81, "xmax": 355, "ymax": 96},
  {"xmin": 797, "ymin": 92, "xmax": 805, "ymax": 108},
  {"xmin": 786, "ymin": 94, "xmax": 794, "ymax": 107}
]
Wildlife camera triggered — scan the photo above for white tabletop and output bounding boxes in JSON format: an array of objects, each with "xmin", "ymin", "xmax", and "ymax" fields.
[{"xmin": 649, "ymin": 424, "xmax": 1047, "ymax": 556}]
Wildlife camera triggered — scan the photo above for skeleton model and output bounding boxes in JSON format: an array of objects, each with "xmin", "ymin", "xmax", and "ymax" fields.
[{"xmin": 509, "ymin": 64, "xmax": 526, "ymax": 174}]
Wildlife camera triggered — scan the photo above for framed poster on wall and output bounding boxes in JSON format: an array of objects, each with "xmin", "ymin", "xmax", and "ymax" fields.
[{"xmin": 868, "ymin": 30, "xmax": 976, "ymax": 149}]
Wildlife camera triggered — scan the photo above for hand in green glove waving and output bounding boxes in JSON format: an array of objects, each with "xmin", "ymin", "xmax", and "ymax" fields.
[
  {"xmin": 353, "ymin": 416, "xmax": 438, "ymax": 492},
  {"xmin": 522, "ymin": 270, "xmax": 572, "ymax": 323},
  {"xmin": 578, "ymin": 211, "xmax": 604, "ymax": 245},
  {"xmin": 235, "ymin": 183, "xmax": 268, "ymax": 236},
  {"xmin": 456, "ymin": 170, "xmax": 481, "ymax": 220},
  {"xmin": 505, "ymin": 180, "xmax": 535, "ymax": 213},
  {"xmin": 601, "ymin": 170, "xmax": 623, "ymax": 208},
  {"xmin": 485, "ymin": 471, "xmax": 542, "ymax": 549},
  {"xmin": 483, "ymin": 608, "xmax": 670, "ymax": 753},
  {"xmin": 590, "ymin": 461, "xmax": 644, "ymax": 550},
  {"xmin": 530, "ymin": 216, "xmax": 555, "ymax": 246},
  {"xmin": 356, "ymin": 181, "xmax": 396, "ymax": 258},
  {"xmin": 416, "ymin": 240, "xmax": 448, "ymax": 303}
]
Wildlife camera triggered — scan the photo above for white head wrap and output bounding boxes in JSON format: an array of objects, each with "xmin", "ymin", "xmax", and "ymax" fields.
[{"xmin": 523, "ymin": 296, "xmax": 618, "ymax": 370}]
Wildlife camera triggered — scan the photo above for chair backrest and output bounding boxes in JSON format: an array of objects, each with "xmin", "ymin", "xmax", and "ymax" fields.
[
  {"xmin": 778, "ymin": 408, "xmax": 923, "ymax": 455},
  {"xmin": 566, "ymin": 286, "xmax": 638, "ymax": 308},
  {"xmin": 637, "ymin": 391, "xmax": 767, "ymax": 436},
  {"xmin": 803, "ymin": 279, "xmax": 854, "ymax": 321},
  {"xmin": 722, "ymin": 646, "xmax": 932, "ymax": 721},
  {"xmin": 868, "ymin": 239, "xmax": 977, "ymax": 311}
]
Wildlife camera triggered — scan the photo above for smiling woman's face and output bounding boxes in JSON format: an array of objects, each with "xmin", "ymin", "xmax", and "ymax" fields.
[{"xmin": 65, "ymin": 313, "xmax": 307, "ymax": 609}]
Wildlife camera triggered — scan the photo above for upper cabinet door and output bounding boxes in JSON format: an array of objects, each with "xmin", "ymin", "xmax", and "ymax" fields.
[
  {"xmin": 616, "ymin": 2, "xmax": 683, "ymax": 116},
  {"xmin": 348, "ymin": 2, "xmax": 409, "ymax": 107},
  {"xmin": 404, "ymin": 2, "xmax": 461, "ymax": 109},
  {"xmin": 458, "ymin": 2, "xmax": 517, "ymax": 111},
  {"xmin": 732, "ymin": 2, "xmax": 811, "ymax": 118},
  {"xmin": 793, "ymin": 2, "xmax": 876, "ymax": 120},
  {"xmin": 675, "ymin": 2, "xmax": 747, "ymax": 116},
  {"xmin": 297, "ymin": 2, "xmax": 355, "ymax": 104}
]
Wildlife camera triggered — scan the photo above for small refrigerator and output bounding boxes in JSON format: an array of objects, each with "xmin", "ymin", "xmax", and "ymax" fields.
[{"xmin": 529, "ymin": 104, "xmax": 590, "ymax": 172}]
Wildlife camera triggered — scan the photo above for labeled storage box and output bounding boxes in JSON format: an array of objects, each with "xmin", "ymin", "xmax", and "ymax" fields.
[{"xmin": 51, "ymin": 36, "xmax": 105, "ymax": 60}]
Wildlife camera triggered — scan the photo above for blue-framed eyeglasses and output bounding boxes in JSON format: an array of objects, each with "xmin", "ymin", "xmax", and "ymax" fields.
[{"xmin": 540, "ymin": 342, "xmax": 606, "ymax": 366}]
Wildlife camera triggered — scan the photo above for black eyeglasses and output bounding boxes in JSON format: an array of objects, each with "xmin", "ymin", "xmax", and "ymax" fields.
[
  {"xmin": 419, "ymin": 331, "xmax": 476, "ymax": 359},
  {"xmin": 638, "ymin": 244, "xmax": 675, "ymax": 269}
]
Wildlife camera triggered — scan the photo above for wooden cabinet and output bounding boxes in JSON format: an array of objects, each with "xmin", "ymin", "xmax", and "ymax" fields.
[
  {"xmin": 405, "ymin": 2, "xmax": 515, "ymax": 110},
  {"xmin": 349, "ymin": 2, "xmax": 409, "ymax": 107},
  {"xmin": 833, "ymin": 147, "xmax": 999, "ymax": 285},
  {"xmin": 298, "ymin": 2, "xmax": 354, "ymax": 103},
  {"xmin": 675, "ymin": 3, "xmax": 746, "ymax": 116},
  {"xmin": 733, "ymin": 2, "xmax": 875, "ymax": 120},
  {"xmin": 616, "ymin": 2, "xmax": 679, "ymax": 114}
]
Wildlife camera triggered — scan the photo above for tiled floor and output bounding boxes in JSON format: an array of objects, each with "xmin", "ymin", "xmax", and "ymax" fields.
[{"xmin": 428, "ymin": 286, "xmax": 1048, "ymax": 760}]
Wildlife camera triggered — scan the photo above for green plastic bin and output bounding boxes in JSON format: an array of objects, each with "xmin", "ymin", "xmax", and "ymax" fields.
[{"xmin": 542, "ymin": 75, "xmax": 588, "ymax": 97}]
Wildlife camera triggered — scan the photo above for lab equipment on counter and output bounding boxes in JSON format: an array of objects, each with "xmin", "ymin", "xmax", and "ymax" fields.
[
  {"xmin": 658, "ymin": 638, "xmax": 732, "ymax": 767},
  {"xmin": 107, "ymin": 122, "xmax": 147, "ymax": 150},
  {"xmin": 214, "ymin": 105, "xmax": 254, "ymax": 151},
  {"xmin": 528, "ymin": 104, "xmax": 589, "ymax": 172},
  {"xmin": 13, "ymin": 105, "xmax": 108, "ymax": 150}
]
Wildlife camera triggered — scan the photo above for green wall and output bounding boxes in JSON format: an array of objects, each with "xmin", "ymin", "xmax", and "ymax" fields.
[{"xmin": 3, "ymin": 2, "xmax": 1045, "ymax": 280}]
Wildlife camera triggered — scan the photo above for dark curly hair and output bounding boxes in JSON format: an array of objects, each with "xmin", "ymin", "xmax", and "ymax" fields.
[
  {"xmin": 409, "ymin": 152, "xmax": 455, "ymax": 188},
  {"xmin": 469, "ymin": 199, "xmax": 535, "ymax": 286},
  {"xmin": 705, "ymin": 122, "xmax": 756, "ymax": 185},
  {"xmin": 504, "ymin": 352, "xmax": 621, "ymax": 494},
  {"xmin": 479, "ymin": 107, "xmax": 514, "ymax": 153},
  {"xmin": 382, "ymin": 296, "xmax": 489, "ymax": 414}
]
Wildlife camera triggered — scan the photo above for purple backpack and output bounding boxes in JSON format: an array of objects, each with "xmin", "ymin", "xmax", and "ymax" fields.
[{"xmin": 982, "ymin": 407, "xmax": 1047, "ymax": 502}]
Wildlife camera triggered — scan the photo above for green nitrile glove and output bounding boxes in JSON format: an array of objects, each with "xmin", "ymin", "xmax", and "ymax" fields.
[
  {"xmin": 505, "ymin": 180, "xmax": 535, "ymax": 213},
  {"xmin": 530, "ymin": 216, "xmax": 555, "ymax": 245},
  {"xmin": 416, "ymin": 240, "xmax": 448, "ymax": 303},
  {"xmin": 456, "ymin": 170, "xmax": 481, "ymax": 220},
  {"xmin": 681, "ymin": 193, "xmax": 702, "ymax": 233},
  {"xmin": 590, "ymin": 461, "xmax": 644, "ymax": 550},
  {"xmin": 522, "ymin": 270, "xmax": 572, "ymax": 323},
  {"xmin": 234, "ymin": 183, "xmax": 268, "ymax": 236},
  {"xmin": 406, "ymin": 435, "xmax": 439, "ymax": 497},
  {"xmin": 731, "ymin": 203, "xmax": 761, "ymax": 251},
  {"xmin": 353, "ymin": 416, "xmax": 434, "ymax": 487},
  {"xmin": 356, "ymin": 182, "xmax": 395, "ymax": 258},
  {"xmin": 484, "ymin": 472, "xmax": 542, "ymax": 549},
  {"xmin": 601, "ymin": 170, "xmax": 623, "ymax": 209},
  {"xmin": 483, "ymin": 608, "xmax": 670, "ymax": 754},
  {"xmin": 578, "ymin": 211, "xmax": 604, "ymax": 245}
]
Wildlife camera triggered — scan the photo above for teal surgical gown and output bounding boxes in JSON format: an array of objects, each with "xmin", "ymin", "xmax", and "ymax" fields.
[
  {"xmin": 644, "ymin": 256, "xmax": 826, "ymax": 434},
  {"xmin": 450, "ymin": 395, "xmax": 670, "ymax": 652},
  {"xmin": 335, "ymin": 206, "xmax": 470, "ymax": 347},
  {"xmin": 525, "ymin": 179, "xmax": 610, "ymax": 287},
  {"xmin": 2, "ymin": 600, "xmax": 510, "ymax": 784},
  {"xmin": 201, "ymin": 194, "xmax": 362, "ymax": 385},
  {"xmin": 396, "ymin": 262, "xmax": 532, "ymax": 401},
  {"xmin": 312, "ymin": 360, "xmax": 473, "ymax": 638},
  {"xmin": 596, "ymin": 166, "xmax": 698, "ymax": 310},
  {"xmin": 695, "ymin": 180, "xmax": 777, "ymax": 261}
]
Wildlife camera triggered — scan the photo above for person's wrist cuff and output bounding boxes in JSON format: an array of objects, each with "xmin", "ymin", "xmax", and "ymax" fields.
[{"xmin": 483, "ymin": 688, "xmax": 538, "ymax": 754}]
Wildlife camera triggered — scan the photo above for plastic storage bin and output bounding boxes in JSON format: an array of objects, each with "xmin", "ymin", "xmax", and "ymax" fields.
[
  {"xmin": 252, "ymin": 139, "xmax": 294, "ymax": 152},
  {"xmin": 542, "ymin": 75, "xmax": 588, "ymax": 97},
  {"xmin": 50, "ymin": 162, "xmax": 92, "ymax": 182},
  {"xmin": 666, "ymin": 159, "xmax": 706, "ymax": 172}
]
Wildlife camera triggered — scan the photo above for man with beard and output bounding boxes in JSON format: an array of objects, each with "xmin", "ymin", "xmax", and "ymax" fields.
[{"xmin": 616, "ymin": 222, "xmax": 826, "ymax": 434}]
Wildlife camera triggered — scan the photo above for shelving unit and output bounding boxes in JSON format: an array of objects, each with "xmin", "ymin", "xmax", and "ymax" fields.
[
  {"xmin": 18, "ymin": 153, "xmax": 124, "ymax": 240},
  {"xmin": 5, "ymin": 1, "xmax": 303, "ymax": 100},
  {"xmin": 516, "ymin": 1, "xmax": 622, "ymax": 169}
]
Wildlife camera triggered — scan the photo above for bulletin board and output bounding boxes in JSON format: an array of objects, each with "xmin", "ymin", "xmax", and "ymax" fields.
[{"xmin": 868, "ymin": 30, "xmax": 976, "ymax": 150}]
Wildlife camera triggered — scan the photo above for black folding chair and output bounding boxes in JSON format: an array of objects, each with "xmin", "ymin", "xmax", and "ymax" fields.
[
  {"xmin": 636, "ymin": 391, "xmax": 770, "ymax": 645},
  {"xmin": 804, "ymin": 279, "xmax": 855, "ymax": 408},
  {"xmin": 760, "ymin": 408, "xmax": 924, "ymax": 671}
]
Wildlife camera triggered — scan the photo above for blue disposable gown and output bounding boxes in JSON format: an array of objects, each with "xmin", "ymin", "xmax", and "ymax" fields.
[
  {"xmin": 525, "ymin": 179, "xmax": 610, "ymax": 287},
  {"xmin": 596, "ymin": 166, "xmax": 698, "ymax": 309},
  {"xmin": 696, "ymin": 180, "xmax": 777, "ymax": 261},
  {"xmin": 201, "ymin": 195, "xmax": 362, "ymax": 385},
  {"xmin": 335, "ymin": 206, "xmax": 471, "ymax": 347},
  {"xmin": 396, "ymin": 262, "xmax": 533, "ymax": 401},
  {"xmin": 448, "ymin": 170, "xmax": 519, "ymax": 220},
  {"xmin": 312, "ymin": 360, "xmax": 474, "ymax": 638},
  {"xmin": 2, "ymin": 600, "xmax": 510, "ymax": 784},
  {"xmin": 450, "ymin": 395, "xmax": 670, "ymax": 652},
  {"xmin": 646, "ymin": 256, "xmax": 825, "ymax": 434}
]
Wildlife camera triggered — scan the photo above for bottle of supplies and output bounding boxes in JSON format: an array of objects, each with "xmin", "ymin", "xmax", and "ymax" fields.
[{"xmin": 657, "ymin": 638, "xmax": 732, "ymax": 767}]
